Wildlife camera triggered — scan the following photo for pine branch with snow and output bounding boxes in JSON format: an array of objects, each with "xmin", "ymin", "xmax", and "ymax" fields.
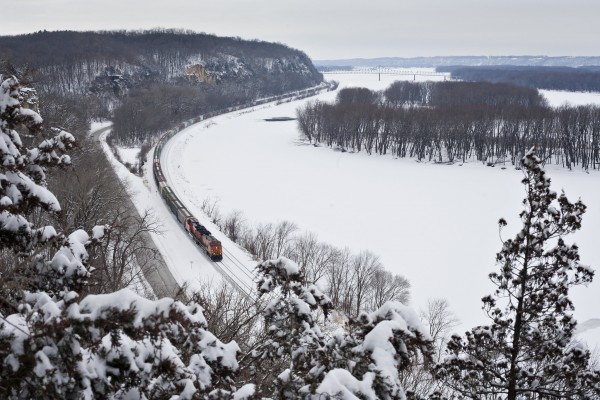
[
  {"xmin": 0, "ymin": 287, "xmax": 251, "ymax": 399},
  {"xmin": 316, "ymin": 302, "xmax": 434, "ymax": 400},
  {"xmin": 252, "ymin": 257, "xmax": 332, "ymax": 397}
]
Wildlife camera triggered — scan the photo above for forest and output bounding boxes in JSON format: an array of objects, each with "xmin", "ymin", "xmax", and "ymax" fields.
[
  {"xmin": 0, "ymin": 29, "xmax": 322, "ymax": 93},
  {"xmin": 438, "ymin": 65, "xmax": 600, "ymax": 92},
  {"xmin": 297, "ymin": 81, "xmax": 600, "ymax": 170}
]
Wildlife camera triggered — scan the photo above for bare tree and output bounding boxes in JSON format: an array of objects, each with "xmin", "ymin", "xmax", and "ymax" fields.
[
  {"xmin": 400, "ymin": 299, "xmax": 459, "ymax": 399},
  {"xmin": 349, "ymin": 250, "xmax": 381, "ymax": 316},
  {"xmin": 289, "ymin": 232, "xmax": 336, "ymax": 285},
  {"xmin": 273, "ymin": 220, "xmax": 298, "ymax": 258},
  {"xmin": 325, "ymin": 248, "xmax": 353, "ymax": 313},
  {"xmin": 421, "ymin": 298, "xmax": 460, "ymax": 362},
  {"xmin": 49, "ymin": 141, "xmax": 130, "ymax": 232},
  {"xmin": 191, "ymin": 280, "xmax": 264, "ymax": 347},
  {"xmin": 369, "ymin": 267, "xmax": 411, "ymax": 310},
  {"xmin": 254, "ymin": 223, "xmax": 276, "ymax": 261},
  {"xmin": 222, "ymin": 209, "xmax": 246, "ymax": 243},
  {"xmin": 200, "ymin": 197, "xmax": 221, "ymax": 221},
  {"xmin": 91, "ymin": 209, "xmax": 163, "ymax": 296}
]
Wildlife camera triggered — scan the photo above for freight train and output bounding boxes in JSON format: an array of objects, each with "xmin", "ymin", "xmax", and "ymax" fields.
[
  {"xmin": 152, "ymin": 154, "xmax": 223, "ymax": 260},
  {"xmin": 152, "ymin": 82, "xmax": 335, "ymax": 262}
]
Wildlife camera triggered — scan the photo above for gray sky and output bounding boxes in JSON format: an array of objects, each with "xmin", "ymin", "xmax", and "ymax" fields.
[{"xmin": 1, "ymin": 0, "xmax": 599, "ymax": 60}]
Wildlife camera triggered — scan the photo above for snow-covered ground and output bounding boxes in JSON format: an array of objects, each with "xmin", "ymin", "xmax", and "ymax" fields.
[
  {"xmin": 540, "ymin": 89, "xmax": 600, "ymax": 107},
  {"xmin": 90, "ymin": 120, "xmax": 112, "ymax": 133},
  {"xmin": 116, "ymin": 147, "xmax": 141, "ymax": 168},
  {"xmin": 159, "ymin": 72, "xmax": 600, "ymax": 346}
]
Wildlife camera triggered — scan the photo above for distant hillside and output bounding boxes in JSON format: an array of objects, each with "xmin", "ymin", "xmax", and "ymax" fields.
[
  {"xmin": 315, "ymin": 57, "xmax": 600, "ymax": 92},
  {"xmin": 0, "ymin": 30, "xmax": 322, "ymax": 98},
  {"xmin": 315, "ymin": 56, "xmax": 600, "ymax": 69}
]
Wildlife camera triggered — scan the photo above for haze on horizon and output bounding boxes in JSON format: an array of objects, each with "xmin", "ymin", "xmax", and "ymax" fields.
[{"xmin": 1, "ymin": 0, "xmax": 598, "ymax": 61}]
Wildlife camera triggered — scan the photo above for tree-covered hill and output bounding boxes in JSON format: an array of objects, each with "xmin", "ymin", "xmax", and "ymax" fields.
[
  {"xmin": 0, "ymin": 29, "xmax": 324, "ymax": 144},
  {"xmin": 0, "ymin": 29, "xmax": 322, "ymax": 98}
]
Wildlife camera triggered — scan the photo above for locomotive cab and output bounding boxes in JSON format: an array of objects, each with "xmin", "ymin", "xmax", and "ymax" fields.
[{"xmin": 208, "ymin": 238, "xmax": 223, "ymax": 261}]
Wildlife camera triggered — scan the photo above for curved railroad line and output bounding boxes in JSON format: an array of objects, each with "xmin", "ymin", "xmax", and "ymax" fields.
[{"xmin": 152, "ymin": 82, "xmax": 336, "ymax": 297}]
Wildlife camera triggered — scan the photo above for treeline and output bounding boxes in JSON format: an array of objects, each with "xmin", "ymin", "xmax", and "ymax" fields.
[
  {"xmin": 0, "ymin": 29, "xmax": 317, "ymax": 68},
  {"xmin": 111, "ymin": 84, "xmax": 233, "ymax": 144},
  {"xmin": 199, "ymin": 201, "xmax": 410, "ymax": 317},
  {"xmin": 384, "ymin": 80, "xmax": 546, "ymax": 108},
  {"xmin": 438, "ymin": 65, "xmax": 600, "ymax": 92},
  {"xmin": 297, "ymin": 81, "xmax": 600, "ymax": 170},
  {"xmin": 111, "ymin": 80, "xmax": 332, "ymax": 145}
]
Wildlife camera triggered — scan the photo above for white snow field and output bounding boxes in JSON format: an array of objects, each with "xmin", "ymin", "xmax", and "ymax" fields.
[
  {"xmin": 159, "ymin": 72, "xmax": 600, "ymax": 344},
  {"xmin": 540, "ymin": 89, "xmax": 600, "ymax": 107}
]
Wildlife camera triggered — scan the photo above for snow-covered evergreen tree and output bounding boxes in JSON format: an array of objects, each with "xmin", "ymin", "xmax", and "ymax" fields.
[
  {"xmin": 0, "ymin": 75, "xmax": 253, "ymax": 399},
  {"xmin": 252, "ymin": 257, "xmax": 433, "ymax": 399},
  {"xmin": 316, "ymin": 301, "xmax": 434, "ymax": 400},
  {"xmin": 1, "ymin": 285, "xmax": 246, "ymax": 399},
  {"xmin": 0, "ymin": 74, "xmax": 81, "ymax": 304},
  {"xmin": 251, "ymin": 257, "xmax": 332, "ymax": 397},
  {"xmin": 0, "ymin": 75, "xmax": 74, "ymax": 249},
  {"xmin": 435, "ymin": 148, "xmax": 600, "ymax": 399}
]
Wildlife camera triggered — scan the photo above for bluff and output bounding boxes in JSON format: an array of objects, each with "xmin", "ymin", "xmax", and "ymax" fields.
[{"xmin": 0, "ymin": 29, "xmax": 322, "ymax": 98}]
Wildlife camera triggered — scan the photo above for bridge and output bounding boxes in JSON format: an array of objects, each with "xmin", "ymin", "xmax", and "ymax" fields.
[{"xmin": 320, "ymin": 67, "xmax": 451, "ymax": 80}]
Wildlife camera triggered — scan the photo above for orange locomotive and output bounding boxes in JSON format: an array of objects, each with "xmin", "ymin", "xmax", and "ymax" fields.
[{"xmin": 185, "ymin": 217, "xmax": 223, "ymax": 261}]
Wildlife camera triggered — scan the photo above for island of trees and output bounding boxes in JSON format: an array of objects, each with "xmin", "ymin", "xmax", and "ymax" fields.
[{"xmin": 298, "ymin": 81, "xmax": 600, "ymax": 170}]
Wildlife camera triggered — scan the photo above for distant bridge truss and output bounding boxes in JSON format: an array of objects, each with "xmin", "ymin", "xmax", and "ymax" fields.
[{"xmin": 321, "ymin": 67, "xmax": 450, "ymax": 80}]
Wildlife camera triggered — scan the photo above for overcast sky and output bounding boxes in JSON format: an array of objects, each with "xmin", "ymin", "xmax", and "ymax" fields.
[{"xmin": 1, "ymin": 0, "xmax": 599, "ymax": 60}]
